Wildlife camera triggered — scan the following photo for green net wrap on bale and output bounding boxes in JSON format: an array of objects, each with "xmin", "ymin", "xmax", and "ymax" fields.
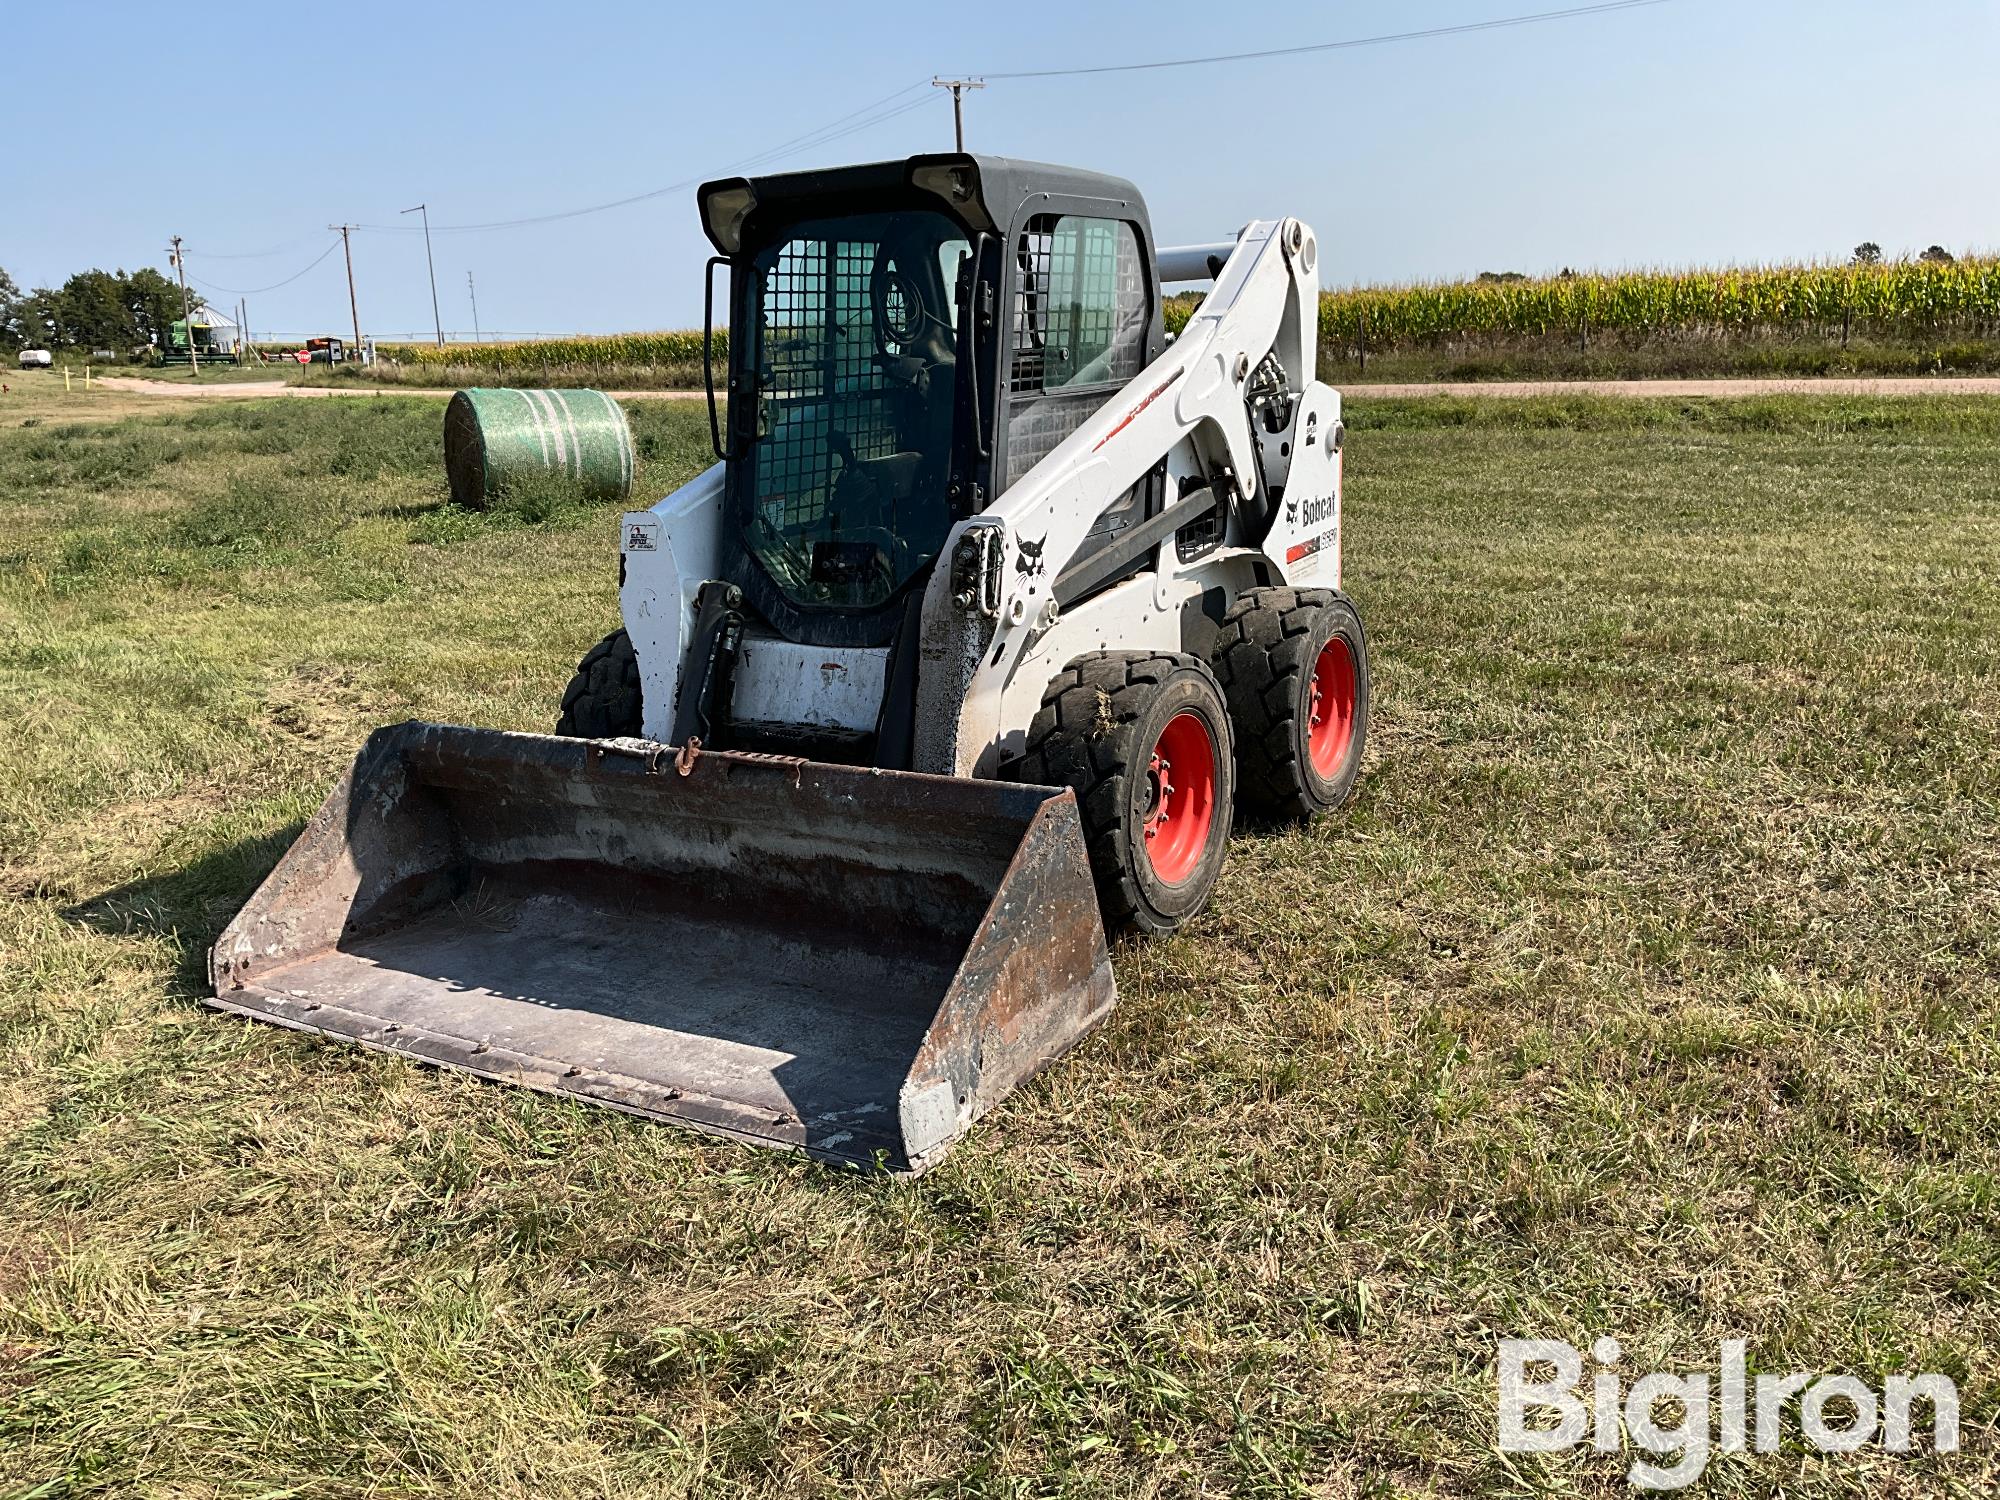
[{"xmin": 444, "ymin": 388, "xmax": 635, "ymax": 511}]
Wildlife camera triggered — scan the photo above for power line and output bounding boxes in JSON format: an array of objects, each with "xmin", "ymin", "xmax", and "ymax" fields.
[
  {"xmin": 177, "ymin": 233, "xmax": 329, "ymax": 260},
  {"xmin": 354, "ymin": 177, "xmax": 695, "ymax": 236},
  {"xmin": 338, "ymin": 6, "xmax": 1668, "ymax": 237},
  {"xmin": 728, "ymin": 80, "xmax": 933, "ymax": 171},
  {"xmin": 185, "ymin": 238, "xmax": 342, "ymax": 296},
  {"xmin": 157, "ymin": 4, "xmax": 1672, "ymax": 268},
  {"xmin": 178, "ymin": 81, "xmax": 935, "ymax": 260},
  {"xmin": 976, "ymin": 0, "xmax": 1675, "ymax": 79},
  {"xmin": 722, "ymin": 91, "xmax": 937, "ymax": 176},
  {"xmin": 349, "ymin": 81, "xmax": 936, "ymax": 236}
]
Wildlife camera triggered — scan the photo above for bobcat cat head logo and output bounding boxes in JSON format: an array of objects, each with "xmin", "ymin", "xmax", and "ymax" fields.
[
  {"xmin": 1284, "ymin": 494, "xmax": 1298, "ymax": 527},
  {"xmin": 1015, "ymin": 534, "xmax": 1047, "ymax": 577}
]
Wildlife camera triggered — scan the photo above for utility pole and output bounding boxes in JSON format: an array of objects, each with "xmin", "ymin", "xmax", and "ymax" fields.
[
  {"xmin": 330, "ymin": 224, "xmax": 362, "ymax": 361},
  {"xmin": 168, "ymin": 235, "xmax": 200, "ymax": 376},
  {"xmin": 931, "ymin": 77, "xmax": 985, "ymax": 152},
  {"xmin": 402, "ymin": 203, "xmax": 444, "ymax": 347},
  {"xmin": 467, "ymin": 270, "xmax": 480, "ymax": 343}
]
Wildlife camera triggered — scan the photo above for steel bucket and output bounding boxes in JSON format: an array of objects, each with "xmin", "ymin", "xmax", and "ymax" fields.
[{"xmin": 209, "ymin": 723, "xmax": 1114, "ymax": 1172}]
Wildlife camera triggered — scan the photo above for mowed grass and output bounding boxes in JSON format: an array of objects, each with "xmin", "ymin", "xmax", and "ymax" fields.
[{"xmin": 2, "ymin": 393, "xmax": 1997, "ymax": 1497}]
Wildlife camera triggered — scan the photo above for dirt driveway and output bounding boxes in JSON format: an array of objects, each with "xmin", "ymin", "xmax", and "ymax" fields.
[
  {"xmin": 1353, "ymin": 375, "xmax": 2000, "ymax": 398},
  {"xmin": 91, "ymin": 375, "xmax": 703, "ymax": 402}
]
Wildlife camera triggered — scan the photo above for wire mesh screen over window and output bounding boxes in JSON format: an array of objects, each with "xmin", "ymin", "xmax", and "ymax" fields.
[
  {"xmin": 1006, "ymin": 215, "xmax": 1148, "ymax": 487},
  {"xmin": 740, "ymin": 210, "xmax": 967, "ymax": 611},
  {"xmin": 754, "ymin": 237, "xmax": 898, "ymax": 533}
]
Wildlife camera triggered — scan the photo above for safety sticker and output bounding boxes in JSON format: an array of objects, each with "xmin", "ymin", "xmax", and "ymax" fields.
[{"xmin": 1286, "ymin": 528, "xmax": 1335, "ymax": 565}]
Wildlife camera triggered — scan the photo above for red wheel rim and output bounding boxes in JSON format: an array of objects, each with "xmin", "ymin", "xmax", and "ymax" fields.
[
  {"xmin": 1142, "ymin": 710, "xmax": 1218, "ymax": 886},
  {"xmin": 1307, "ymin": 636, "xmax": 1357, "ymax": 779}
]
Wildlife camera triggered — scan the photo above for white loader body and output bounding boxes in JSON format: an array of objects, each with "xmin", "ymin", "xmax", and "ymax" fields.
[{"xmin": 619, "ymin": 216, "xmax": 1343, "ymax": 774}]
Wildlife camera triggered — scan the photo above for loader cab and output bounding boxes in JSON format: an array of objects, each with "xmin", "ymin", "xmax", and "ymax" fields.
[{"xmin": 699, "ymin": 154, "xmax": 1165, "ymax": 651}]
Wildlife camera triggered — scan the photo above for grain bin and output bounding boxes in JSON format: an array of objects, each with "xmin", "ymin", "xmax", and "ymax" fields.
[{"xmin": 443, "ymin": 388, "xmax": 634, "ymax": 511}]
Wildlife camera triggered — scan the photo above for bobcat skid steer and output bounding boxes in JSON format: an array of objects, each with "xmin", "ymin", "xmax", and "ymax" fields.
[{"xmin": 211, "ymin": 154, "xmax": 1369, "ymax": 1172}]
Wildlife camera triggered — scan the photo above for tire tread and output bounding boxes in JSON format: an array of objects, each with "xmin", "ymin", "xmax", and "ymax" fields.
[
  {"xmin": 554, "ymin": 629, "xmax": 643, "ymax": 738},
  {"xmin": 1213, "ymin": 587, "xmax": 1367, "ymax": 820},
  {"xmin": 1020, "ymin": 650, "xmax": 1229, "ymax": 932}
]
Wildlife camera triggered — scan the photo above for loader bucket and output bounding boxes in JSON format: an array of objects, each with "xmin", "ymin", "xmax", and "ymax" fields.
[{"xmin": 209, "ymin": 723, "xmax": 1115, "ymax": 1172}]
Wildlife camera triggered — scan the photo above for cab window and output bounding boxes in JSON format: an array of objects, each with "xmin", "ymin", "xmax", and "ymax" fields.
[
  {"xmin": 1005, "ymin": 214, "xmax": 1148, "ymax": 486},
  {"xmin": 739, "ymin": 209, "xmax": 969, "ymax": 611}
]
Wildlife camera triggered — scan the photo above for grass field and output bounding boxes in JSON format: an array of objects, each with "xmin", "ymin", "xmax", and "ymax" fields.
[
  {"xmin": 1317, "ymin": 335, "xmax": 2000, "ymax": 385},
  {"xmin": 2, "ymin": 391, "xmax": 1997, "ymax": 1497}
]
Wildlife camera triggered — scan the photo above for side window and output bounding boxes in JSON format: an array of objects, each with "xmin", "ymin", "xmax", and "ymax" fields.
[
  {"xmin": 1005, "ymin": 214, "xmax": 1149, "ymax": 485},
  {"xmin": 1041, "ymin": 216, "xmax": 1146, "ymax": 390},
  {"xmin": 937, "ymin": 241, "xmax": 968, "ymax": 331}
]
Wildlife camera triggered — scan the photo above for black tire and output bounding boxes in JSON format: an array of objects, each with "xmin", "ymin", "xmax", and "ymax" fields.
[
  {"xmin": 555, "ymin": 629, "xmax": 643, "ymax": 738},
  {"xmin": 1020, "ymin": 651, "xmax": 1236, "ymax": 936},
  {"xmin": 1214, "ymin": 587, "xmax": 1370, "ymax": 821}
]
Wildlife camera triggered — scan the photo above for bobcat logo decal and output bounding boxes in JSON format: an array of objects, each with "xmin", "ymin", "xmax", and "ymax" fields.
[{"xmin": 1014, "ymin": 533, "xmax": 1047, "ymax": 578}]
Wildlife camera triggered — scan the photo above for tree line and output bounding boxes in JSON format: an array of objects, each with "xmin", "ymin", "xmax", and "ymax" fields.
[{"xmin": 0, "ymin": 265, "xmax": 189, "ymax": 355}]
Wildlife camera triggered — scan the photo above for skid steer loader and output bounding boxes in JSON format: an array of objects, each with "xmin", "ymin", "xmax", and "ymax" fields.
[{"xmin": 211, "ymin": 154, "xmax": 1369, "ymax": 1172}]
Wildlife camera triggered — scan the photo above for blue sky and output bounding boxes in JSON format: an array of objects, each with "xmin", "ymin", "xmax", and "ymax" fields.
[{"xmin": 7, "ymin": 0, "xmax": 1994, "ymax": 338}]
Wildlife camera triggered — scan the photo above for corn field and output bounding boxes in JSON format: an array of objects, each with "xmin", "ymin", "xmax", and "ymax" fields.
[
  {"xmin": 378, "ymin": 330, "xmax": 713, "ymax": 370},
  {"xmin": 1311, "ymin": 256, "xmax": 2000, "ymax": 354},
  {"xmin": 375, "ymin": 257, "xmax": 1999, "ymax": 375},
  {"xmin": 1144, "ymin": 257, "xmax": 1997, "ymax": 352}
]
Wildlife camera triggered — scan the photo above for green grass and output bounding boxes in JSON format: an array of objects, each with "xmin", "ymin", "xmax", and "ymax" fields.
[
  {"xmin": 1326, "ymin": 335, "xmax": 2000, "ymax": 384},
  {"xmin": 2, "ymin": 394, "xmax": 1998, "ymax": 1496}
]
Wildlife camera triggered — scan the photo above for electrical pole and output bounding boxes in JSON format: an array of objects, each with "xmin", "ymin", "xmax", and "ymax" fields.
[
  {"xmin": 467, "ymin": 270, "xmax": 480, "ymax": 344},
  {"xmin": 330, "ymin": 224, "xmax": 362, "ymax": 361},
  {"xmin": 168, "ymin": 235, "xmax": 199, "ymax": 376},
  {"xmin": 931, "ymin": 77, "xmax": 985, "ymax": 152},
  {"xmin": 402, "ymin": 203, "xmax": 444, "ymax": 347}
]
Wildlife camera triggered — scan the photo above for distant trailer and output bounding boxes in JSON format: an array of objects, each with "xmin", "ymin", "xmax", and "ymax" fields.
[{"xmin": 18, "ymin": 349, "xmax": 53, "ymax": 369}]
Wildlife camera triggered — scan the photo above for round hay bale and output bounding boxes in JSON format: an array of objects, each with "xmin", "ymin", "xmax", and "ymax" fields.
[{"xmin": 443, "ymin": 387, "xmax": 634, "ymax": 511}]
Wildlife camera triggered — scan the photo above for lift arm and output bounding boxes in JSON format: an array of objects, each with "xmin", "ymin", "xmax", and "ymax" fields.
[{"xmin": 914, "ymin": 217, "xmax": 1325, "ymax": 777}]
